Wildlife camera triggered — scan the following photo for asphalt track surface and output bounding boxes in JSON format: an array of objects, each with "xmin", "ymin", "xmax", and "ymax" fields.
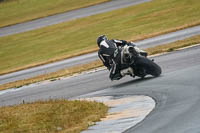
[
  {"xmin": 0, "ymin": 0, "xmax": 151, "ymax": 37},
  {"xmin": 0, "ymin": 43, "xmax": 200, "ymax": 133},
  {"xmin": 1, "ymin": 25, "xmax": 200, "ymax": 85},
  {"xmin": 1, "ymin": 1, "xmax": 200, "ymax": 132}
]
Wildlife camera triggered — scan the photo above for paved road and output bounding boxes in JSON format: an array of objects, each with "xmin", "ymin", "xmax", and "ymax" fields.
[
  {"xmin": 0, "ymin": 42, "xmax": 200, "ymax": 132},
  {"xmin": 0, "ymin": 0, "xmax": 151, "ymax": 37},
  {"xmin": 1, "ymin": 25, "xmax": 200, "ymax": 85}
]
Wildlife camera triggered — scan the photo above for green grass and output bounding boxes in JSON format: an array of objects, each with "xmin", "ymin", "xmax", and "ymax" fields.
[
  {"xmin": 0, "ymin": 99, "xmax": 108, "ymax": 133},
  {"xmin": 0, "ymin": 0, "xmax": 200, "ymax": 74},
  {"xmin": 0, "ymin": 0, "xmax": 109, "ymax": 27}
]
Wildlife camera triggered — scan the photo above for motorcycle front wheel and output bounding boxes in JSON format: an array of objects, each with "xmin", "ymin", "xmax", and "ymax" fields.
[{"xmin": 134, "ymin": 56, "xmax": 162, "ymax": 77}]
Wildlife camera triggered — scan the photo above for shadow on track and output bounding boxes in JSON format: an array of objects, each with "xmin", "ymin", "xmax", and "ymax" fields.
[{"xmin": 112, "ymin": 76, "xmax": 157, "ymax": 89}]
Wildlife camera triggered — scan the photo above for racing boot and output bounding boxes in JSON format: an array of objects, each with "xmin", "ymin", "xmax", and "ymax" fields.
[{"xmin": 110, "ymin": 73, "xmax": 122, "ymax": 80}]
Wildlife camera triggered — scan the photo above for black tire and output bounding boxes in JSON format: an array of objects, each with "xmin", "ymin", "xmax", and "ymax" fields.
[{"xmin": 135, "ymin": 56, "xmax": 162, "ymax": 77}]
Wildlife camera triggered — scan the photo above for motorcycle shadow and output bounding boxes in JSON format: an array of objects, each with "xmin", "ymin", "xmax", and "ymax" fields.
[{"xmin": 112, "ymin": 76, "xmax": 157, "ymax": 89}]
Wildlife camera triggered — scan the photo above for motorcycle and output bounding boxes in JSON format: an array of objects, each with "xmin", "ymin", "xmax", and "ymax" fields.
[{"xmin": 119, "ymin": 45, "xmax": 162, "ymax": 79}]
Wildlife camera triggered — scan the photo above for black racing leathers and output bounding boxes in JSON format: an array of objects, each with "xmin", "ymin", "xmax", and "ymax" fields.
[
  {"xmin": 98, "ymin": 39, "xmax": 128, "ymax": 80},
  {"xmin": 98, "ymin": 39, "xmax": 148, "ymax": 80}
]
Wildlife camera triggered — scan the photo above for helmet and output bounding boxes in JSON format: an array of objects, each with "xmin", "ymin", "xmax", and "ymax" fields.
[{"xmin": 97, "ymin": 35, "xmax": 108, "ymax": 47}]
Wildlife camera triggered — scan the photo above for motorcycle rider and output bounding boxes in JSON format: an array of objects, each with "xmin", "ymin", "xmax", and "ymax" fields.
[{"xmin": 97, "ymin": 35, "xmax": 147, "ymax": 80}]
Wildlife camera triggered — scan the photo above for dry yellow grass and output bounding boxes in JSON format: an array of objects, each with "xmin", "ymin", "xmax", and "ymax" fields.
[{"xmin": 0, "ymin": 99, "xmax": 108, "ymax": 133}]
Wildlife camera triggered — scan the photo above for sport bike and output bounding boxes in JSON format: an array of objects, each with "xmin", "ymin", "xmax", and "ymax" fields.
[{"xmin": 119, "ymin": 45, "xmax": 161, "ymax": 79}]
